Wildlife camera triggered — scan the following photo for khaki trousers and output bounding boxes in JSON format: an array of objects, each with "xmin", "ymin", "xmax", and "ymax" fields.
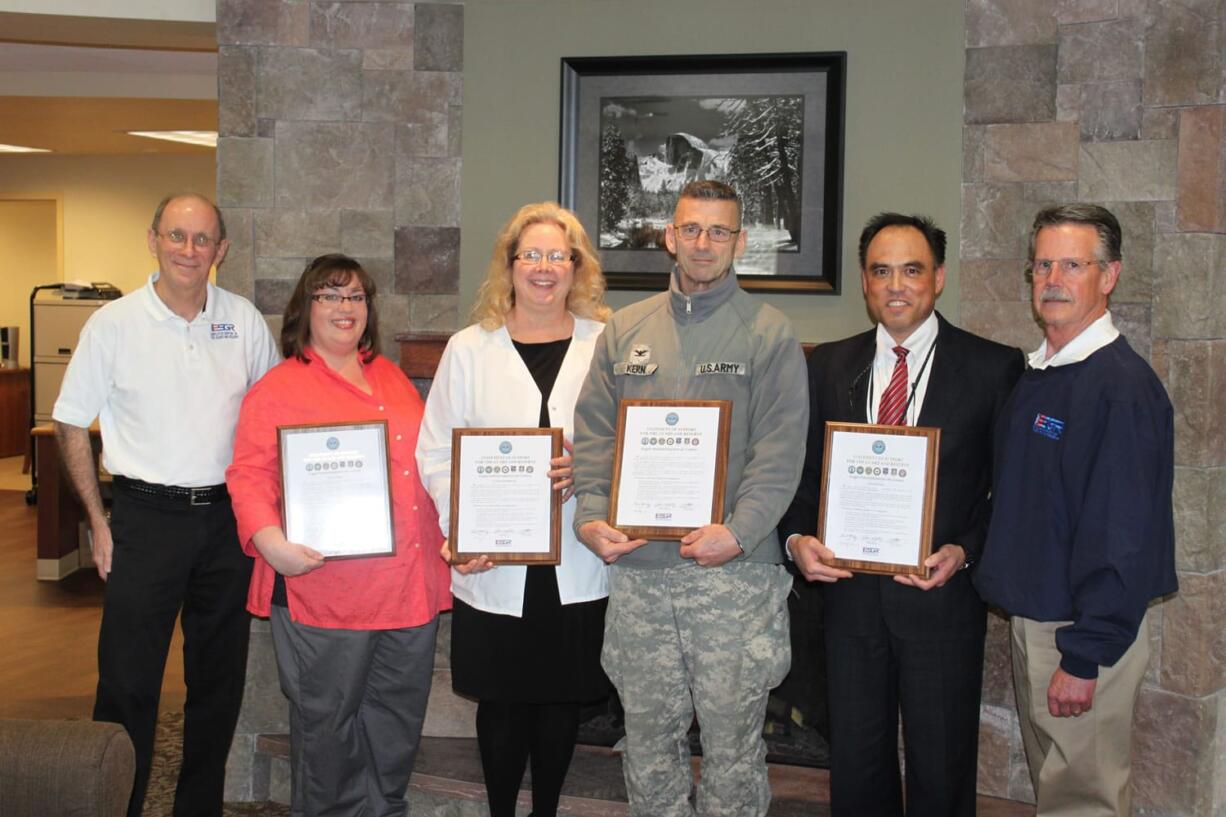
[{"xmin": 1010, "ymin": 614, "xmax": 1150, "ymax": 817}]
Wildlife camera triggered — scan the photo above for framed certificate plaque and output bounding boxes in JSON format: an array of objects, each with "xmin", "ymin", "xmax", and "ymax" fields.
[
  {"xmin": 449, "ymin": 427, "xmax": 563, "ymax": 565},
  {"xmin": 818, "ymin": 421, "xmax": 940, "ymax": 576},
  {"xmin": 609, "ymin": 399, "xmax": 731, "ymax": 540},
  {"xmin": 278, "ymin": 421, "xmax": 395, "ymax": 560}
]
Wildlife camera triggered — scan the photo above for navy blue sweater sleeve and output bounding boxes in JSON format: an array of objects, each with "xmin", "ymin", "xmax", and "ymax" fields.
[{"xmin": 1055, "ymin": 393, "xmax": 1174, "ymax": 679}]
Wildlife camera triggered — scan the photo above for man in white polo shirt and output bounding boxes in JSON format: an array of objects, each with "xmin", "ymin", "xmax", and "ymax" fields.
[{"xmin": 53, "ymin": 193, "xmax": 280, "ymax": 817}]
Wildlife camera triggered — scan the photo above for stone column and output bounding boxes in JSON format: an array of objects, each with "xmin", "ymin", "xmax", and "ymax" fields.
[
  {"xmin": 214, "ymin": 0, "xmax": 464, "ymax": 350},
  {"xmin": 212, "ymin": 0, "xmax": 468, "ymax": 800},
  {"xmin": 961, "ymin": 1, "xmax": 1226, "ymax": 813}
]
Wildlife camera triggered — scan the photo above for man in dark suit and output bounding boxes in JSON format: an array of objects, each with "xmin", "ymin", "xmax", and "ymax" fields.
[{"xmin": 779, "ymin": 213, "xmax": 1024, "ymax": 817}]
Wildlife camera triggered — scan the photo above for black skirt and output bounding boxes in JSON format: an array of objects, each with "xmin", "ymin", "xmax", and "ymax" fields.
[{"xmin": 450, "ymin": 564, "xmax": 610, "ymax": 703}]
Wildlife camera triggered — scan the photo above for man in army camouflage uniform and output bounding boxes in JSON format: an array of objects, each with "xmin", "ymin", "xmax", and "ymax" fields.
[{"xmin": 573, "ymin": 180, "xmax": 809, "ymax": 816}]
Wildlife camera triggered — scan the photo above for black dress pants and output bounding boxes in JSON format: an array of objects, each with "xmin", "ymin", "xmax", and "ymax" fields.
[
  {"xmin": 94, "ymin": 484, "xmax": 253, "ymax": 817},
  {"xmin": 824, "ymin": 576, "xmax": 986, "ymax": 817}
]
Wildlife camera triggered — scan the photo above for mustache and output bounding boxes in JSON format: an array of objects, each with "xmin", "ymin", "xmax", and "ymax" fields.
[{"xmin": 1039, "ymin": 287, "xmax": 1074, "ymax": 303}]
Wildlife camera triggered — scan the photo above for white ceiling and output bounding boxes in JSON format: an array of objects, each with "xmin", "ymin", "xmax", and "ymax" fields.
[{"xmin": 0, "ymin": 13, "xmax": 217, "ymax": 156}]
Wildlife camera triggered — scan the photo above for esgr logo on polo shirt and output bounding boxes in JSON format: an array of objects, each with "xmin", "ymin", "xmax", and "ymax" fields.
[{"xmin": 210, "ymin": 323, "xmax": 239, "ymax": 339}]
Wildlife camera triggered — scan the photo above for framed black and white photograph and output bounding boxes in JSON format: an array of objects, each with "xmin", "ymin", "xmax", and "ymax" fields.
[{"xmin": 560, "ymin": 52, "xmax": 846, "ymax": 293}]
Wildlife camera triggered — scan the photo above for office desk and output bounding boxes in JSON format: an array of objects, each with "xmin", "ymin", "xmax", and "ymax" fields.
[{"xmin": 31, "ymin": 424, "xmax": 102, "ymax": 580}]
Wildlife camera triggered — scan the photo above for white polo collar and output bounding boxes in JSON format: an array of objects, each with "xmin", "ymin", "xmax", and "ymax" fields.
[
  {"xmin": 1028, "ymin": 311, "xmax": 1120, "ymax": 370},
  {"xmin": 140, "ymin": 272, "xmax": 212, "ymax": 323}
]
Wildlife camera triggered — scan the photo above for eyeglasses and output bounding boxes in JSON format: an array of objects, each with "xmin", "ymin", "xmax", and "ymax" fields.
[
  {"xmin": 1027, "ymin": 258, "xmax": 1108, "ymax": 277},
  {"xmin": 515, "ymin": 249, "xmax": 575, "ymax": 265},
  {"xmin": 672, "ymin": 223, "xmax": 741, "ymax": 243},
  {"xmin": 156, "ymin": 229, "xmax": 219, "ymax": 250},
  {"xmin": 311, "ymin": 293, "xmax": 369, "ymax": 305}
]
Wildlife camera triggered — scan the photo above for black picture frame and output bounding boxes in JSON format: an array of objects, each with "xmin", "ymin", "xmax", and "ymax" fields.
[{"xmin": 560, "ymin": 52, "xmax": 846, "ymax": 293}]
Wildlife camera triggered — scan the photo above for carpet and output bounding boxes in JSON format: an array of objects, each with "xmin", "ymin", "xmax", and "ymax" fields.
[
  {"xmin": 143, "ymin": 713, "xmax": 287, "ymax": 817},
  {"xmin": 146, "ymin": 713, "xmax": 828, "ymax": 816}
]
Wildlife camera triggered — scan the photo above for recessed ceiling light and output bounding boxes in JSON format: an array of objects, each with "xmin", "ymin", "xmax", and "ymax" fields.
[
  {"xmin": 0, "ymin": 143, "xmax": 51, "ymax": 153},
  {"xmin": 126, "ymin": 130, "xmax": 217, "ymax": 147}
]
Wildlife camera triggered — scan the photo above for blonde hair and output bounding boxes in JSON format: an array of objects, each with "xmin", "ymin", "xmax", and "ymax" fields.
[{"xmin": 470, "ymin": 202, "xmax": 612, "ymax": 330}]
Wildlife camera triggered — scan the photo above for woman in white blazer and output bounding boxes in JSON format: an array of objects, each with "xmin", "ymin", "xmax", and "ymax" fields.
[{"xmin": 415, "ymin": 202, "xmax": 612, "ymax": 817}]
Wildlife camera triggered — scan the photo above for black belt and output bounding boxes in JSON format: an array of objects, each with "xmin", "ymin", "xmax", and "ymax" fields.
[{"xmin": 114, "ymin": 475, "xmax": 229, "ymax": 506}]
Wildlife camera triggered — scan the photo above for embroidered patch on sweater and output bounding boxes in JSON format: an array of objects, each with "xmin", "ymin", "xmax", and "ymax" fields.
[
  {"xmin": 1032, "ymin": 413, "xmax": 1065, "ymax": 440},
  {"xmin": 695, "ymin": 361, "xmax": 745, "ymax": 376},
  {"xmin": 614, "ymin": 362, "xmax": 658, "ymax": 376}
]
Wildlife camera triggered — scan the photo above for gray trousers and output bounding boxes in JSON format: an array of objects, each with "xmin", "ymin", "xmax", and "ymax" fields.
[
  {"xmin": 602, "ymin": 562, "xmax": 792, "ymax": 817},
  {"xmin": 270, "ymin": 607, "xmax": 438, "ymax": 817}
]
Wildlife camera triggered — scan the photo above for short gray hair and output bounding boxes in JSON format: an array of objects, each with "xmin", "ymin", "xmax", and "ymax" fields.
[
  {"xmin": 677, "ymin": 180, "xmax": 742, "ymax": 224},
  {"xmin": 1028, "ymin": 203, "xmax": 1121, "ymax": 263}
]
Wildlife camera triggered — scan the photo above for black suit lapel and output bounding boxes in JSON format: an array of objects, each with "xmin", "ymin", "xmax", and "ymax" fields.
[
  {"xmin": 837, "ymin": 331, "xmax": 876, "ymax": 423},
  {"xmin": 916, "ymin": 314, "xmax": 964, "ymax": 427}
]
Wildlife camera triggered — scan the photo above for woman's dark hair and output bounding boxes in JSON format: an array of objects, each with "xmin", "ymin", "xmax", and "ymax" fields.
[{"xmin": 281, "ymin": 254, "xmax": 380, "ymax": 364}]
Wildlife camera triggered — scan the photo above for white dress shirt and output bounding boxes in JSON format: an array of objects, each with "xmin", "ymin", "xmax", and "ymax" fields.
[{"xmin": 867, "ymin": 311, "xmax": 939, "ymax": 426}]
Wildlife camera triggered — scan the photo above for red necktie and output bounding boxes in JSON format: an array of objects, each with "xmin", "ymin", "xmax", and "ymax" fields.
[{"xmin": 877, "ymin": 346, "xmax": 910, "ymax": 426}]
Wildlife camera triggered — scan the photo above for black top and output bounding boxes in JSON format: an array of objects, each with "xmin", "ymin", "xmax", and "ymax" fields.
[{"xmin": 512, "ymin": 337, "xmax": 571, "ymax": 426}]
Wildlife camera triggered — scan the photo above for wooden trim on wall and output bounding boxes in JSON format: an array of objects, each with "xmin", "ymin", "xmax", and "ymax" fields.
[{"xmin": 396, "ymin": 332, "xmax": 451, "ymax": 379}]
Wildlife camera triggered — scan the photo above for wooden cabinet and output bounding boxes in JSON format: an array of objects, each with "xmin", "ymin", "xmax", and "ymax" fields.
[{"xmin": 0, "ymin": 368, "xmax": 30, "ymax": 458}]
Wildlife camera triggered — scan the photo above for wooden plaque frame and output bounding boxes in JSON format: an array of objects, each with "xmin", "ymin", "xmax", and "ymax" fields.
[
  {"xmin": 817, "ymin": 421, "xmax": 940, "ymax": 576},
  {"xmin": 609, "ymin": 399, "xmax": 731, "ymax": 540},
  {"xmin": 448, "ymin": 427, "xmax": 562, "ymax": 566}
]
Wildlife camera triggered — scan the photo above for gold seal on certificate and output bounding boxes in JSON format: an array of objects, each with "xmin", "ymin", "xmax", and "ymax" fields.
[
  {"xmin": 448, "ymin": 428, "xmax": 562, "ymax": 565},
  {"xmin": 278, "ymin": 421, "xmax": 395, "ymax": 560},
  {"xmin": 609, "ymin": 399, "xmax": 731, "ymax": 540},
  {"xmin": 818, "ymin": 422, "xmax": 940, "ymax": 575}
]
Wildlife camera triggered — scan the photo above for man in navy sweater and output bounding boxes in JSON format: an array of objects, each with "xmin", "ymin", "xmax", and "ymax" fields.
[{"xmin": 975, "ymin": 204, "xmax": 1177, "ymax": 817}]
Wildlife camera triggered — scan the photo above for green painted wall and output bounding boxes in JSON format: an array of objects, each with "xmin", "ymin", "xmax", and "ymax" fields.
[{"xmin": 460, "ymin": 0, "xmax": 964, "ymax": 343}]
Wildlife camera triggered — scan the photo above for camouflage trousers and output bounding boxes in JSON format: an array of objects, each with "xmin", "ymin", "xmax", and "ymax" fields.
[{"xmin": 602, "ymin": 561, "xmax": 793, "ymax": 817}]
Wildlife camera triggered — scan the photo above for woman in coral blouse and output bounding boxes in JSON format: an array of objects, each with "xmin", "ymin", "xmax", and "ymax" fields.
[
  {"xmin": 226, "ymin": 253, "xmax": 450, "ymax": 817},
  {"xmin": 416, "ymin": 202, "xmax": 612, "ymax": 817}
]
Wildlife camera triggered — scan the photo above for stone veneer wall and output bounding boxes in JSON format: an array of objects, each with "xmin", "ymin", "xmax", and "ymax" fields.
[
  {"xmin": 213, "ymin": 0, "xmax": 464, "ymax": 358},
  {"xmin": 211, "ymin": 0, "xmax": 468, "ymax": 801},
  {"xmin": 960, "ymin": 1, "xmax": 1226, "ymax": 813}
]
